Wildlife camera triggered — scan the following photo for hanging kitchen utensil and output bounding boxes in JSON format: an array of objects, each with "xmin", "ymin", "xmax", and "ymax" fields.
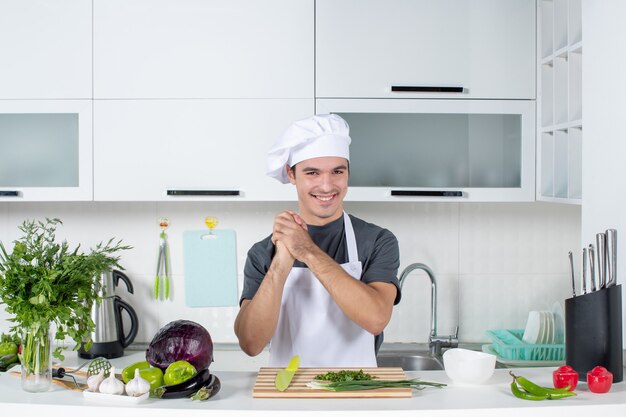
[{"xmin": 154, "ymin": 217, "xmax": 171, "ymax": 301}]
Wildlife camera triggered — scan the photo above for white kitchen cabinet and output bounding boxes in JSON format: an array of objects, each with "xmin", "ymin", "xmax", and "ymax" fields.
[
  {"xmin": 317, "ymin": 99, "xmax": 536, "ymax": 202},
  {"xmin": 316, "ymin": 0, "xmax": 536, "ymax": 100},
  {"xmin": 537, "ymin": 0, "xmax": 582, "ymax": 204},
  {"xmin": 0, "ymin": 0, "xmax": 91, "ymax": 99},
  {"xmin": 93, "ymin": 99, "xmax": 313, "ymax": 201},
  {"xmin": 93, "ymin": 0, "xmax": 313, "ymax": 99},
  {"xmin": 0, "ymin": 100, "xmax": 93, "ymax": 201}
]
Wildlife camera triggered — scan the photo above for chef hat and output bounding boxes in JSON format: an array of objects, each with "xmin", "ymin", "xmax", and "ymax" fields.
[{"xmin": 266, "ymin": 114, "xmax": 351, "ymax": 184}]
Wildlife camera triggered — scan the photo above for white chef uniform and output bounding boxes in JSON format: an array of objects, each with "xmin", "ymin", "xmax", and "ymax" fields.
[{"xmin": 265, "ymin": 113, "xmax": 376, "ymax": 367}]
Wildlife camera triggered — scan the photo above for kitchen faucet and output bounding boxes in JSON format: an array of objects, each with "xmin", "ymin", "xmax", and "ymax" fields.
[{"xmin": 398, "ymin": 263, "xmax": 459, "ymax": 357}]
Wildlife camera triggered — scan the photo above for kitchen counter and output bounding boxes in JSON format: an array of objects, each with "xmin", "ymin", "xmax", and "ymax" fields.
[{"xmin": 1, "ymin": 350, "xmax": 625, "ymax": 417}]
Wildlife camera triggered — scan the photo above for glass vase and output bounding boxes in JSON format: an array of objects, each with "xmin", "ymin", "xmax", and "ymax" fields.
[{"xmin": 20, "ymin": 323, "xmax": 52, "ymax": 392}]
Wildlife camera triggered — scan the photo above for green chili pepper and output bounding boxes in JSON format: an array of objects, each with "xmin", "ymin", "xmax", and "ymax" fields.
[
  {"xmin": 545, "ymin": 389, "xmax": 578, "ymax": 400},
  {"xmin": 510, "ymin": 380, "xmax": 548, "ymax": 401},
  {"xmin": 509, "ymin": 372, "xmax": 576, "ymax": 401},
  {"xmin": 510, "ymin": 372, "xmax": 572, "ymax": 395}
]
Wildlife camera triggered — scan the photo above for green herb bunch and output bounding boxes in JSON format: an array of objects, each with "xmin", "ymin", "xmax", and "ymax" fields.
[{"xmin": 0, "ymin": 218, "xmax": 131, "ymax": 361}]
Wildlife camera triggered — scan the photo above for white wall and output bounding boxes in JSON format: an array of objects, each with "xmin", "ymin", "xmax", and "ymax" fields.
[
  {"xmin": 582, "ymin": 1, "xmax": 626, "ymax": 335},
  {"xmin": 0, "ymin": 200, "xmax": 579, "ymax": 348}
]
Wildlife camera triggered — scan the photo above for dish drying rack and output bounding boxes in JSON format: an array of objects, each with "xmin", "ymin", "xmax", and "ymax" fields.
[{"xmin": 486, "ymin": 329, "xmax": 565, "ymax": 361}]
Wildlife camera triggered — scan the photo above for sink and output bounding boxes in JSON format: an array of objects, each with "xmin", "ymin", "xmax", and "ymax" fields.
[{"xmin": 376, "ymin": 353, "xmax": 444, "ymax": 371}]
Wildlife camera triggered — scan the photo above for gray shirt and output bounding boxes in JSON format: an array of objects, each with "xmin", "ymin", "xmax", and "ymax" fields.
[{"xmin": 240, "ymin": 213, "xmax": 401, "ymax": 352}]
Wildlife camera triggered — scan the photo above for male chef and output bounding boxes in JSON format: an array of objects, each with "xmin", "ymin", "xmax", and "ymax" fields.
[{"xmin": 234, "ymin": 114, "xmax": 401, "ymax": 367}]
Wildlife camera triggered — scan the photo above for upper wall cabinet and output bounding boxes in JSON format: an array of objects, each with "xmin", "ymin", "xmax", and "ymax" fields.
[
  {"xmin": 93, "ymin": 99, "xmax": 312, "ymax": 201},
  {"xmin": 317, "ymin": 99, "xmax": 536, "ymax": 202},
  {"xmin": 0, "ymin": 100, "xmax": 93, "ymax": 201},
  {"xmin": 0, "ymin": 0, "xmax": 92, "ymax": 99},
  {"xmin": 316, "ymin": 0, "xmax": 536, "ymax": 100},
  {"xmin": 93, "ymin": 0, "xmax": 314, "ymax": 99}
]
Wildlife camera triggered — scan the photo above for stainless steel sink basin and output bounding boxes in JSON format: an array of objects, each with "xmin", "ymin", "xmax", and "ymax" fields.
[{"xmin": 376, "ymin": 353, "xmax": 444, "ymax": 371}]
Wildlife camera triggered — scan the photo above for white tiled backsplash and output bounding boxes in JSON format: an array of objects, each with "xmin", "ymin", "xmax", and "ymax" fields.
[{"xmin": 0, "ymin": 201, "xmax": 579, "ymax": 346}]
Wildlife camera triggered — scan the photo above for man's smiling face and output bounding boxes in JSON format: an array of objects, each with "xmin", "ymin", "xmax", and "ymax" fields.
[{"xmin": 287, "ymin": 156, "xmax": 349, "ymax": 226}]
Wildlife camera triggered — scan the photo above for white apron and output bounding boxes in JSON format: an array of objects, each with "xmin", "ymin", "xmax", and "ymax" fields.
[{"xmin": 269, "ymin": 212, "xmax": 377, "ymax": 367}]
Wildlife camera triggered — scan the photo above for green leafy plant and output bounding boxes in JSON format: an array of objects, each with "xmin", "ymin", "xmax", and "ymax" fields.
[{"xmin": 0, "ymin": 218, "xmax": 131, "ymax": 371}]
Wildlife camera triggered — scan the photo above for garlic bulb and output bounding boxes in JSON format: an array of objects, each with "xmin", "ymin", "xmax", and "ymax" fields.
[
  {"xmin": 87, "ymin": 369, "xmax": 105, "ymax": 392},
  {"xmin": 98, "ymin": 366, "xmax": 125, "ymax": 395},
  {"xmin": 125, "ymin": 368, "xmax": 151, "ymax": 397}
]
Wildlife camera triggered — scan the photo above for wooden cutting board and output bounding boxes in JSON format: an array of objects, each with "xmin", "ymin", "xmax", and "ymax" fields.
[{"xmin": 252, "ymin": 367, "xmax": 412, "ymax": 398}]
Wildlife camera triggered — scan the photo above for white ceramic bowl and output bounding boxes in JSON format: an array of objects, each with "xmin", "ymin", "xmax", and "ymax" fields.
[{"xmin": 442, "ymin": 348, "xmax": 496, "ymax": 384}]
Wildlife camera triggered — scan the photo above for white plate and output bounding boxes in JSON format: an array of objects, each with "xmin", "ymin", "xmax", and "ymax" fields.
[
  {"xmin": 538, "ymin": 311, "xmax": 548, "ymax": 344},
  {"xmin": 552, "ymin": 301, "xmax": 565, "ymax": 344},
  {"xmin": 522, "ymin": 311, "xmax": 542, "ymax": 344},
  {"xmin": 546, "ymin": 311, "xmax": 555, "ymax": 344},
  {"xmin": 83, "ymin": 390, "xmax": 149, "ymax": 404},
  {"xmin": 541, "ymin": 311, "xmax": 550, "ymax": 345}
]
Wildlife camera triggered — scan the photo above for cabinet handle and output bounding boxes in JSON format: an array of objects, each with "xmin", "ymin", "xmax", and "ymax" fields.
[
  {"xmin": 167, "ymin": 190, "xmax": 240, "ymax": 196},
  {"xmin": 391, "ymin": 86, "xmax": 464, "ymax": 93},
  {"xmin": 391, "ymin": 190, "xmax": 463, "ymax": 197},
  {"xmin": 0, "ymin": 191, "xmax": 20, "ymax": 197}
]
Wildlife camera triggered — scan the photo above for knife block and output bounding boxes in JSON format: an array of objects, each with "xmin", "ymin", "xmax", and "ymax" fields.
[{"xmin": 565, "ymin": 284, "xmax": 623, "ymax": 382}]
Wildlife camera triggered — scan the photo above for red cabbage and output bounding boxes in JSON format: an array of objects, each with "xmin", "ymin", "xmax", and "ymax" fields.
[{"xmin": 146, "ymin": 320, "xmax": 213, "ymax": 371}]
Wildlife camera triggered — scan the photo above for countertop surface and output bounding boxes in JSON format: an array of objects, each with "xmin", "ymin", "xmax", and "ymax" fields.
[{"xmin": 1, "ymin": 349, "xmax": 626, "ymax": 417}]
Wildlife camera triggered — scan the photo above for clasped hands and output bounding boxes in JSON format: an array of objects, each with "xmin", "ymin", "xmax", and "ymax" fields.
[{"xmin": 271, "ymin": 210, "xmax": 317, "ymax": 263}]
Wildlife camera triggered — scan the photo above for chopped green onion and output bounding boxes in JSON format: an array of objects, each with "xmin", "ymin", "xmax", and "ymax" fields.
[{"xmin": 314, "ymin": 369, "xmax": 375, "ymax": 382}]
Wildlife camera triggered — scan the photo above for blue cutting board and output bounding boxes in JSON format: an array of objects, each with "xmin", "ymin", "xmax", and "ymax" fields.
[{"xmin": 183, "ymin": 229, "xmax": 238, "ymax": 307}]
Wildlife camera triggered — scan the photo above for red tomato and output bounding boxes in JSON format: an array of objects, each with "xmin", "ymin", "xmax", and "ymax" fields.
[
  {"xmin": 553, "ymin": 365, "xmax": 578, "ymax": 391},
  {"xmin": 587, "ymin": 366, "xmax": 613, "ymax": 393}
]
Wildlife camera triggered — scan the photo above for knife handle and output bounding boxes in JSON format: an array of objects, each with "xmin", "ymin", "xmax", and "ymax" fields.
[
  {"xmin": 596, "ymin": 233, "xmax": 607, "ymax": 289},
  {"xmin": 568, "ymin": 251, "xmax": 576, "ymax": 298},
  {"xmin": 606, "ymin": 229, "xmax": 617, "ymax": 287},
  {"xmin": 589, "ymin": 244, "xmax": 597, "ymax": 292},
  {"xmin": 582, "ymin": 248, "xmax": 588, "ymax": 294}
]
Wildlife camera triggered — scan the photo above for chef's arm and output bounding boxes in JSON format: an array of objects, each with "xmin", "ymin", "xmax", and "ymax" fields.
[
  {"xmin": 303, "ymin": 248, "xmax": 397, "ymax": 335},
  {"xmin": 234, "ymin": 242, "xmax": 293, "ymax": 356}
]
